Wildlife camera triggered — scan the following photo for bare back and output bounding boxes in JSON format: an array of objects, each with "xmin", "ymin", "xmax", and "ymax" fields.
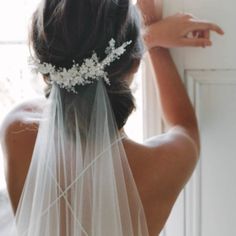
[{"xmin": 0, "ymin": 99, "xmax": 199, "ymax": 236}]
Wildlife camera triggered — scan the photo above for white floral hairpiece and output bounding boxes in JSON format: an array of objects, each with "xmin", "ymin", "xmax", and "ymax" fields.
[{"xmin": 29, "ymin": 38, "xmax": 132, "ymax": 93}]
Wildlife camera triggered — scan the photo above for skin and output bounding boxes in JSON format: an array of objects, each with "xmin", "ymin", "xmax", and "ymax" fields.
[{"xmin": 0, "ymin": 4, "xmax": 224, "ymax": 236}]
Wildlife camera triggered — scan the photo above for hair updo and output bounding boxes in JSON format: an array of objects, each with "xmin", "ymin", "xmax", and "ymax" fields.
[{"xmin": 30, "ymin": 0, "xmax": 145, "ymax": 129}]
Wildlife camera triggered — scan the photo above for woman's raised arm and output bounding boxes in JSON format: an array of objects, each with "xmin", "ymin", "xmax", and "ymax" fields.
[
  {"xmin": 137, "ymin": 1, "xmax": 224, "ymax": 151},
  {"xmin": 134, "ymin": 1, "xmax": 224, "ymax": 212}
]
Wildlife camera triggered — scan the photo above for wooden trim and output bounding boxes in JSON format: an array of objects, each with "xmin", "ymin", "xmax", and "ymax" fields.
[{"xmin": 184, "ymin": 69, "xmax": 236, "ymax": 236}]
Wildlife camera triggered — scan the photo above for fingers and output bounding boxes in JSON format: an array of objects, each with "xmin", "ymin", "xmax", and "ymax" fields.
[
  {"xmin": 192, "ymin": 31, "xmax": 199, "ymax": 38},
  {"xmin": 191, "ymin": 30, "xmax": 209, "ymax": 39},
  {"xmin": 189, "ymin": 20, "xmax": 224, "ymax": 35},
  {"xmin": 203, "ymin": 29, "xmax": 210, "ymax": 40},
  {"xmin": 186, "ymin": 29, "xmax": 210, "ymax": 48},
  {"xmin": 182, "ymin": 12, "xmax": 224, "ymax": 35},
  {"xmin": 195, "ymin": 30, "xmax": 210, "ymax": 47},
  {"xmin": 181, "ymin": 17, "xmax": 223, "ymax": 47},
  {"xmin": 180, "ymin": 38, "xmax": 212, "ymax": 48}
]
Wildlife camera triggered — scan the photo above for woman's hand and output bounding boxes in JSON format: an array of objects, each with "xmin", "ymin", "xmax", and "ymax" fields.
[{"xmin": 144, "ymin": 13, "xmax": 224, "ymax": 50}]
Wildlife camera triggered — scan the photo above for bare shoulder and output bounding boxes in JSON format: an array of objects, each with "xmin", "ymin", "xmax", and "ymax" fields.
[
  {"xmin": 122, "ymin": 128, "xmax": 200, "ymax": 235},
  {"xmin": 124, "ymin": 126, "xmax": 200, "ymax": 201},
  {"xmin": 0, "ymin": 98, "xmax": 46, "ymax": 157},
  {"xmin": 0, "ymin": 98, "xmax": 46, "ymax": 211}
]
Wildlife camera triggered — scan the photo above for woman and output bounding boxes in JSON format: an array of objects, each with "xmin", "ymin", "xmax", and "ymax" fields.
[{"xmin": 0, "ymin": 0, "xmax": 223, "ymax": 235}]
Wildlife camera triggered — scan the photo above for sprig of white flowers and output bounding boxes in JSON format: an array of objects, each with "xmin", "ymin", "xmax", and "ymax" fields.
[{"xmin": 29, "ymin": 39, "xmax": 132, "ymax": 93}]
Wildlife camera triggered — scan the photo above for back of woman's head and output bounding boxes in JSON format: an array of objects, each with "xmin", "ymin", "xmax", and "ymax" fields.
[{"xmin": 30, "ymin": 0, "xmax": 145, "ymax": 129}]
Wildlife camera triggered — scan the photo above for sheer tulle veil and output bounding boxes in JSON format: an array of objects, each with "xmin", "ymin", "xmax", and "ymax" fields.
[{"xmin": 12, "ymin": 78, "xmax": 149, "ymax": 235}]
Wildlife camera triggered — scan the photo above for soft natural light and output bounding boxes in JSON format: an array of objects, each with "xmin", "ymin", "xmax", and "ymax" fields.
[{"xmin": 0, "ymin": 1, "xmax": 144, "ymax": 190}]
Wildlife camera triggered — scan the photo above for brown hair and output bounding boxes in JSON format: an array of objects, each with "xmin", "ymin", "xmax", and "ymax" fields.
[{"xmin": 30, "ymin": 0, "xmax": 145, "ymax": 129}]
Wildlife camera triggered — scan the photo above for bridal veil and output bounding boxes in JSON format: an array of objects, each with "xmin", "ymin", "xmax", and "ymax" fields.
[{"xmin": 13, "ymin": 79, "xmax": 149, "ymax": 235}]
